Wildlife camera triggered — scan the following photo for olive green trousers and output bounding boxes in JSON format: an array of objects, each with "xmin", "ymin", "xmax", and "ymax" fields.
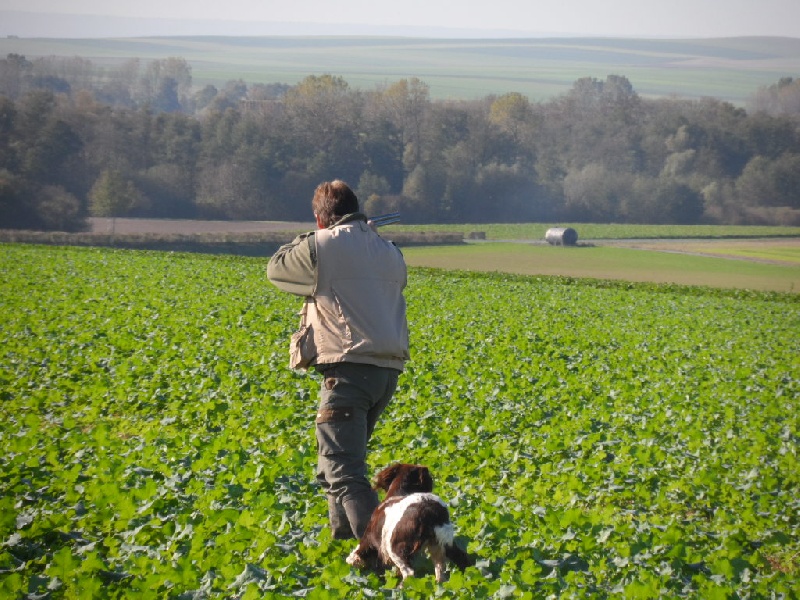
[{"xmin": 314, "ymin": 362, "xmax": 400, "ymax": 538}]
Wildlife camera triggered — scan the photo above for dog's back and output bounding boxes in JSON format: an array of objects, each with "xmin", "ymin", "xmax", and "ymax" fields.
[{"xmin": 346, "ymin": 464, "xmax": 473, "ymax": 583}]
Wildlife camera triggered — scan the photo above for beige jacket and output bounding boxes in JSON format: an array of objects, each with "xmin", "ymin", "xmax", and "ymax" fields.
[{"xmin": 267, "ymin": 213, "xmax": 409, "ymax": 371}]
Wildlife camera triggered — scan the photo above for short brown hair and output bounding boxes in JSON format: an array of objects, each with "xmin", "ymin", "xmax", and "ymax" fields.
[{"xmin": 312, "ymin": 180, "xmax": 359, "ymax": 227}]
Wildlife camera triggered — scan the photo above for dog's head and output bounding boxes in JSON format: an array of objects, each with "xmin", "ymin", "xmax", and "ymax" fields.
[{"xmin": 374, "ymin": 463, "xmax": 434, "ymax": 498}]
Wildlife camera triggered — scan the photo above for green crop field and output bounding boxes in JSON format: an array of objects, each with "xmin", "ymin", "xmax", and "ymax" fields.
[
  {"xmin": 391, "ymin": 223, "xmax": 800, "ymax": 293},
  {"xmin": 401, "ymin": 243, "xmax": 800, "ymax": 292},
  {"xmin": 2, "ymin": 36, "xmax": 798, "ymax": 103},
  {"xmin": 388, "ymin": 223, "xmax": 800, "ymax": 240},
  {"xmin": 1, "ymin": 244, "xmax": 798, "ymax": 598}
]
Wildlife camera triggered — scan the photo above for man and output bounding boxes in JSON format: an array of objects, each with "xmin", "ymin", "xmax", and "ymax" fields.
[{"xmin": 267, "ymin": 180, "xmax": 409, "ymax": 540}]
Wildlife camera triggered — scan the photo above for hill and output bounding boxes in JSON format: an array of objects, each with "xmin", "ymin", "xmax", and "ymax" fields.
[{"xmin": 1, "ymin": 34, "xmax": 798, "ymax": 103}]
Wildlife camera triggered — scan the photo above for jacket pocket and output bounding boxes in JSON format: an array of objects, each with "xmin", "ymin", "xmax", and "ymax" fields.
[{"xmin": 289, "ymin": 324, "xmax": 316, "ymax": 370}]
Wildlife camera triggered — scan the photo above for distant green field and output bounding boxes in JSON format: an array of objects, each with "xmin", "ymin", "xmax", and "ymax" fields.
[
  {"xmin": 401, "ymin": 243, "xmax": 800, "ymax": 292},
  {"xmin": 682, "ymin": 242, "xmax": 800, "ymax": 264},
  {"xmin": 2, "ymin": 35, "xmax": 798, "ymax": 103},
  {"xmin": 387, "ymin": 223, "xmax": 800, "ymax": 240},
  {"xmin": 396, "ymin": 225, "xmax": 800, "ymax": 292}
]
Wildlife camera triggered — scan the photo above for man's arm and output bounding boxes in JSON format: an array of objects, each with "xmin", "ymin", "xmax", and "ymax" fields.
[{"xmin": 267, "ymin": 232, "xmax": 317, "ymax": 296}]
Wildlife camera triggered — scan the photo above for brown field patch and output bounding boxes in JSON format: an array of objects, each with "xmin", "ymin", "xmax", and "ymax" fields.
[{"xmin": 89, "ymin": 217, "xmax": 313, "ymax": 234}]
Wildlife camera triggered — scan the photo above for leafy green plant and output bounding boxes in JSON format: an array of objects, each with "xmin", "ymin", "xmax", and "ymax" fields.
[{"xmin": 1, "ymin": 245, "xmax": 797, "ymax": 598}]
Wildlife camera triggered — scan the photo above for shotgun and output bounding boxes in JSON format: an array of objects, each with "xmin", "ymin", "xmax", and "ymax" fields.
[{"xmin": 369, "ymin": 212, "xmax": 401, "ymax": 227}]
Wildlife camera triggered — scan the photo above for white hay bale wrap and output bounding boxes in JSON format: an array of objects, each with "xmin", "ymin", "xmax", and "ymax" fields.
[{"xmin": 545, "ymin": 227, "xmax": 578, "ymax": 246}]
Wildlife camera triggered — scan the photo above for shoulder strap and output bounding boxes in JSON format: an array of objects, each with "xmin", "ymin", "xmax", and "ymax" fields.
[{"xmin": 307, "ymin": 232, "xmax": 317, "ymax": 266}]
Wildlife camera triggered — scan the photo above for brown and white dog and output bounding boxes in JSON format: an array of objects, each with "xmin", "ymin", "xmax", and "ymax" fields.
[{"xmin": 346, "ymin": 463, "xmax": 473, "ymax": 583}]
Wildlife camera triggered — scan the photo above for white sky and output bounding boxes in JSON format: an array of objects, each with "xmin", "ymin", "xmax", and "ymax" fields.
[{"xmin": 2, "ymin": 0, "xmax": 799, "ymax": 38}]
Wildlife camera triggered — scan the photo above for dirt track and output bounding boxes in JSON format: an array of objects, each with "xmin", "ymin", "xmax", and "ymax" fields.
[{"xmin": 89, "ymin": 218, "xmax": 313, "ymax": 234}]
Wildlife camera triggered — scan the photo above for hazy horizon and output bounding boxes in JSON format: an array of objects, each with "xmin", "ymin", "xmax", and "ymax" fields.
[
  {"xmin": 3, "ymin": 11, "xmax": 559, "ymax": 39},
  {"xmin": 1, "ymin": 0, "xmax": 799, "ymax": 39}
]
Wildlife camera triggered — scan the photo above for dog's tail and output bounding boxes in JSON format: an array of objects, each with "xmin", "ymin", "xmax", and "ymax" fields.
[{"xmin": 446, "ymin": 543, "xmax": 474, "ymax": 571}]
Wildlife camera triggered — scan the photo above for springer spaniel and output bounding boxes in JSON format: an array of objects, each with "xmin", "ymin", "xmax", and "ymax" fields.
[{"xmin": 346, "ymin": 463, "xmax": 473, "ymax": 583}]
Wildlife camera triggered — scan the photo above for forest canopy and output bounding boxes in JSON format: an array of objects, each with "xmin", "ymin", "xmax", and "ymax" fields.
[{"xmin": 1, "ymin": 53, "xmax": 799, "ymax": 230}]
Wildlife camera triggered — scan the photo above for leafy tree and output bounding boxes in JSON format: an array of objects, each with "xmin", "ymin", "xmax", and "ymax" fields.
[
  {"xmin": 741, "ymin": 112, "xmax": 800, "ymax": 159},
  {"xmin": 35, "ymin": 185, "xmax": 85, "ymax": 231},
  {"xmin": 750, "ymin": 77, "xmax": 800, "ymax": 116},
  {"xmin": 737, "ymin": 153, "xmax": 800, "ymax": 208},
  {"xmin": 564, "ymin": 163, "xmax": 628, "ymax": 221},
  {"xmin": 137, "ymin": 163, "xmax": 195, "ymax": 218},
  {"xmin": 473, "ymin": 161, "xmax": 539, "ymax": 222},
  {"xmin": 285, "ymin": 75, "xmax": 354, "ymax": 132},
  {"xmin": 24, "ymin": 118, "xmax": 82, "ymax": 185},
  {"xmin": 283, "ymin": 75, "xmax": 363, "ymax": 182},
  {"xmin": 192, "ymin": 84, "xmax": 218, "ymax": 112},
  {"xmin": 248, "ymin": 82, "xmax": 291, "ymax": 101},
  {"xmin": 0, "ymin": 96, "xmax": 18, "ymax": 173},
  {"xmin": 0, "ymin": 53, "xmax": 32, "ymax": 99},
  {"xmin": 198, "ymin": 107, "xmax": 243, "ymax": 164},
  {"xmin": 203, "ymin": 79, "xmax": 249, "ymax": 112},
  {"xmin": 88, "ymin": 169, "xmax": 142, "ymax": 235},
  {"xmin": 624, "ymin": 176, "xmax": 704, "ymax": 224},
  {"xmin": 152, "ymin": 77, "xmax": 180, "ymax": 113},
  {"xmin": 0, "ymin": 169, "xmax": 35, "ymax": 228},
  {"xmin": 489, "ymin": 93, "xmax": 532, "ymax": 136},
  {"xmin": 195, "ymin": 150, "xmax": 280, "ymax": 220},
  {"xmin": 701, "ymin": 178, "xmax": 740, "ymax": 223},
  {"xmin": 29, "ymin": 56, "xmax": 90, "ymax": 96},
  {"xmin": 559, "ymin": 75, "xmax": 644, "ymax": 172},
  {"xmin": 8, "ymin": 91, "xmax": 84, "ymax": 200},
  {"xmin": 380, "ymin": 78, "xmax": 430, "ymax": 172},
  {"xmin": 656, "ymin": 178, "xmax": 704, "ymax": 224},
  {"xmin": 140, "ymin": 57, "xmax": 192, "ymax": 111},
  {"xmin": 680, "ymin": 98, "xmax": 750, "ymax": 179},
  {"xmin": 354, "ymin": 96, "xmax": 405, "ymax": 192},
  {"xmin": 151, "ymin": 112, "xmax": 202, "ymax": 170},
  {"xmin": 356, "ymin": 171, "xmax": 391, "ymax": 210},
  {"xmin": 402, "ymin": 162, "xmax": 445, "ymax": 222},
  {"xmin": 96, "ymin": 58, "xmax": 140, "ymax": 107}
]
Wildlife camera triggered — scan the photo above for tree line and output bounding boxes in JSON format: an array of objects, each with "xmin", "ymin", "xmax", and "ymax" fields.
[{"xmin": 1, "ymin": 53, "xmax": 799, "ymax": 231}]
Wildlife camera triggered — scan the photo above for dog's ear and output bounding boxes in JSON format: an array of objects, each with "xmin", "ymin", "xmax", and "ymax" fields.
[
  {"xmin": 412, "ymin": 465, "xmax": 434, "ymax": 492},
  {"xmin": 374, "ymin": 463, "xmax": 403, "ymax": 491}
]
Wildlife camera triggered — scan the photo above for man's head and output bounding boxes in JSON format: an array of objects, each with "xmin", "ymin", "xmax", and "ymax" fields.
[{"xmin": 312, "ymin": 180, "xmax": 359, "ymax": 229}]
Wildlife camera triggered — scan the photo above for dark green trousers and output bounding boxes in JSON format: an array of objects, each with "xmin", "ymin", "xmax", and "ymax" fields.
[{"xmin": 314, "ymin": 362, "xmax": 399, "ymax": 538}]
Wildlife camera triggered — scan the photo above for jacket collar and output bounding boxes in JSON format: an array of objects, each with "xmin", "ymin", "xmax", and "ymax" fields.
[{"xmin": 330, "ymin": 212, "xmax": 367, "ymax": 228}]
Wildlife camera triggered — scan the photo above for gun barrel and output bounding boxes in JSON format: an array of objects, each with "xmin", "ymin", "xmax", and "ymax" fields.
[{"xmin": 370, "ymin": 212, "xmax": 401, "ymax": 227}]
